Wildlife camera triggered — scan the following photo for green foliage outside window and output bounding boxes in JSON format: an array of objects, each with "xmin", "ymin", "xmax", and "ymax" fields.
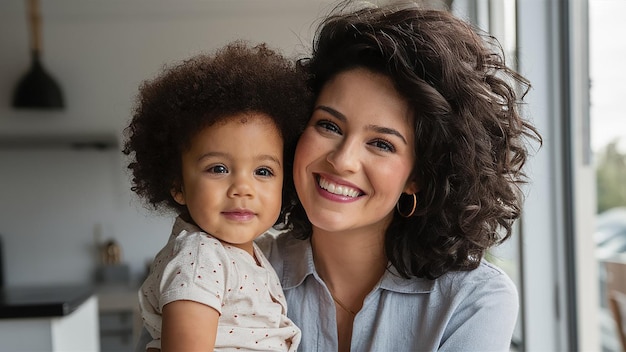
[{"xmin": 596, "ymin": 138, "xmax": 626, "ymax": 214}]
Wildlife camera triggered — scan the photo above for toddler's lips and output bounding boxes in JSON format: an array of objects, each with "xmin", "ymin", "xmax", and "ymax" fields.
[{"xmin": 222, "ymin": 210, "xmax": 255, "ymax": 221}]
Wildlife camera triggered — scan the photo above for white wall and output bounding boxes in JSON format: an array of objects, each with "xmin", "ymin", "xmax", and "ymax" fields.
[{"xmin": 0, "ymin": 0, "xmax": 331, "ymax": 286}]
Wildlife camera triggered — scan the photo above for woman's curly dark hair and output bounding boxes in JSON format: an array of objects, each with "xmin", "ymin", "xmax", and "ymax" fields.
[
  {"xmin": 290, "ymin": 2, "xmax": 542, "ymax": 279},
  {"xmin": 123, "ymin": 41, "xmax": 312, "ymax": 225}
]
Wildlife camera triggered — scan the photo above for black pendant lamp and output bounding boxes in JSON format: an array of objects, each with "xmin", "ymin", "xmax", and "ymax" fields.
[{"xmin": 12, "ymin": 0, "xmax": 64, "ymax": 109}]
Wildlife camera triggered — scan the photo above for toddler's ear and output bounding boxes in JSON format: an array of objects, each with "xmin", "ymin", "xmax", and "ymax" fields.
[{"xmin": 170, "ymin": 184, "xmax": 186, "ymax": 205}]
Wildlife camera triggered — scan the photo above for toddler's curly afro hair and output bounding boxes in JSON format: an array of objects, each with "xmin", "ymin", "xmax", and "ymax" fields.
[{"xmin": 123, "ymin": 41, "xmax": 312, "ymax": 223}]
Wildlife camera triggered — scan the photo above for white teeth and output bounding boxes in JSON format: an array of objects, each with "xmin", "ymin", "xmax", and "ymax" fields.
[{"xmin": 319, "ymin": 177, "xmax": 360, "ymax": 197}]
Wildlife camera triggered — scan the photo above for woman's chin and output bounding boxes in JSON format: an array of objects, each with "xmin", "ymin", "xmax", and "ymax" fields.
[{"xmin": 307, "ymin": 213, "xmax": 351, "ymax": 234}]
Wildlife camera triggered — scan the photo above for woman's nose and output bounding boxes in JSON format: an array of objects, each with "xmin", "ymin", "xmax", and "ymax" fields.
[{"xmin": 326, "ymin": 138, "xmax": 361, "ymax": 174}]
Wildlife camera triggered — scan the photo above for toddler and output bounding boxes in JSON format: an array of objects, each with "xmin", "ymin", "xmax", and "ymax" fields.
[{"xmin": 123, "ymin": 41, "xmax": 311, "ymax": 351}]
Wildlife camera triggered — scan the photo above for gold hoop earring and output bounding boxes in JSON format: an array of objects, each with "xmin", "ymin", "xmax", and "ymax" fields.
[{"xmin": 396, "ymin": 193, "xmax": 417, "ymax": 218}]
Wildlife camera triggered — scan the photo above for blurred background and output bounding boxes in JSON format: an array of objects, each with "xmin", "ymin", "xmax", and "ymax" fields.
[{"xmin": 0, "ymin": 0, "xmax": 624, "ymax": 351}]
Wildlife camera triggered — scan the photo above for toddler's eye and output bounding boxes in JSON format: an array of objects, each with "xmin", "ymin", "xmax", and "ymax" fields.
[
  {"xmin": 316, "ymin": 120, "xmax": 342, "ymax": 135},
  {"xmin": 255, "ymin": 167, "xmax": 274, "ymax": 177},
  {"xmin": 207, "ymin": 164, "xmax": 228, "ymax": 174},
  {"xmin": 369, "ymin": 139, "xmax": 395, "ymax": 152}
]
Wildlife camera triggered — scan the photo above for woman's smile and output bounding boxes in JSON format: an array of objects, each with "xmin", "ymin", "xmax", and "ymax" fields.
[{"xmin": 317, "ymin": 174, "xmax": 363, "ymax": 199}]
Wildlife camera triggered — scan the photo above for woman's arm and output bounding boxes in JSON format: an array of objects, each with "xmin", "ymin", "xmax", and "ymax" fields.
[
  {"xmin": 439, "ymin": 267, "xmax": 519, "ymax": 351},
  {"xmin": 161, "ymin": 300, "xmax": 220, "ymax": 352}
]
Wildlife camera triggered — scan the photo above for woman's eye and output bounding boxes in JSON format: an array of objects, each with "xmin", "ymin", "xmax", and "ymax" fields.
[
  {"xmin": 369, "ymin": 139, "xmax": 396, "ymax": 152},
  {"xmin": 316, "ymin": 120, "xmax": 342, "ymax": 135},
  {"xmin": 255, "ymin": 167, "xmax": 274, "ymax": 177},
  {"xmin": 207, "ymin": 165, "xmax": 228, "ymax": 174}
]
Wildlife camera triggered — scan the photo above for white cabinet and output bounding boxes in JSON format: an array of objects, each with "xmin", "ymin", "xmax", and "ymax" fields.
[{"xmin": 0, "ymin": 295, "xmax": 100, "ymax": 352}]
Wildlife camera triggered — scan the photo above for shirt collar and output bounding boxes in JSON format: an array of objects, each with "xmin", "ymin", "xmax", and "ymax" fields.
[
  {"xmin": 379, "ymin": 265, "xmax": 434, "ymax": 293},
  {"xmin": 172, "ymin": 215, "xmax": 200, "ymax": 235},
  {"xmin": 280, "ymin": 234, "xmax": 316, "ymax": 290},
  {"xmin": 279, "ymin": 233, "xmax": 434, "ymax": 294}
]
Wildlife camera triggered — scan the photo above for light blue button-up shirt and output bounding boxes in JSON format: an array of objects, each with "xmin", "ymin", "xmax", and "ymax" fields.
[
  {"xmin": 136, "ymin": 230, "xmax": 519, "ymax": 351},
  {"xmin": 256, "ymin": 231, "xmax": 519, "ymax": 352}
]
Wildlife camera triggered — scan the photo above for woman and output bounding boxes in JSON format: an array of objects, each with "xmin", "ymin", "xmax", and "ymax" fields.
[
  {"xmin": 258, "ymin": 2, "xmax": 540, "ymax": 351},
  {"xmin": 136, "ymin": 2, "xmax": 541, "ymax": 351}
]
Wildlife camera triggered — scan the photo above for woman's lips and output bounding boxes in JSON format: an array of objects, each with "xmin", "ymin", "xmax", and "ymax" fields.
[{"xmin": 315, "ymin": 174, "xmax": 364, "ymax": 201}]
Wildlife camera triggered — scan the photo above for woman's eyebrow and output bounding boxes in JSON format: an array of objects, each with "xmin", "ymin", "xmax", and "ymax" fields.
[
  {"xmin": 368, "ymin": 125, "xmax": 408, "ymax": 145},
  {"xmin": 315, "ymin": 105, "xmax": 346, "ymax": 121},
  {"xmin": 314, "ymin": 105, "xmax": 408, "ymax": 145}
]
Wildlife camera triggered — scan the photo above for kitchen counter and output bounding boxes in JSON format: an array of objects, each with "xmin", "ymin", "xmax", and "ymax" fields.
[
  {"xmin": 0, "ymin": 284, "xmax": 99, "ymax": 351},
  {"xmin": 0, "ymin": 284, "xmax": 94, "ymax": 318}
]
